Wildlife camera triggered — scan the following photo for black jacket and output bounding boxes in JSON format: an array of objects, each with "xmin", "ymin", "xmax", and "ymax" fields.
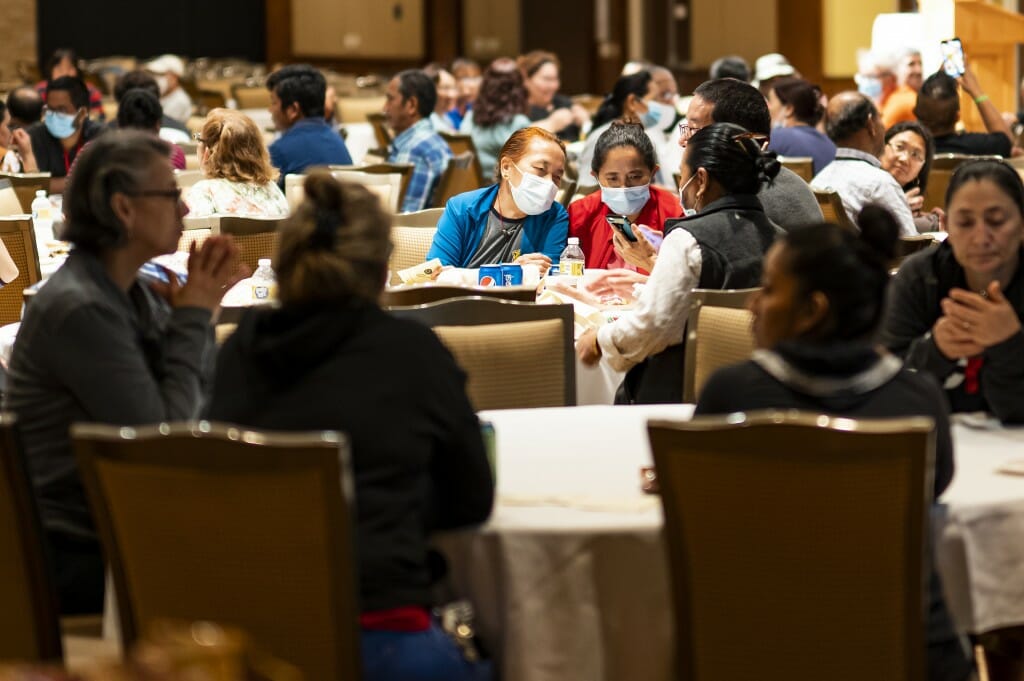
[
  {"xmin": 205, "ymin": 299, "xmax": 493, "ymax": 611},
  {"xmin": 880, "ymin": 241, "xmax": 1024, "ymax": 423}
]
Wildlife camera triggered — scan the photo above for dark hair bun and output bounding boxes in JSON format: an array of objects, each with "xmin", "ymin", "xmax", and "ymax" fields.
[
  {"xmin": 303, "ymin": 172, "xmax": 344, "ymax": 213},
  {"xmin": 856, "ymin": 204, "xmax": 900, "ymax": 261},
  {"xmin": 757, "ymin": 149, "xmax": 782, "ymax": 182}
]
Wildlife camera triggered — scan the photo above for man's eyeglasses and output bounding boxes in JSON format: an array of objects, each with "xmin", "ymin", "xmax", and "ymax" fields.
[
  {"xmin": 678, "ymin": 122, "xmax": 701, "ymax": 142},
  {"xmin": 887, "ymin": 141, "xmax": 926, "ymax": 164},
  {"xmin": 127, "ymin": 188, "xmax": 183, "ymax": 202}
]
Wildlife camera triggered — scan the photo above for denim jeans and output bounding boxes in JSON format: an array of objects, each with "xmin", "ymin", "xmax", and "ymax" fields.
[{"xmin": 360, "ymin": 621, "xmax": 492, "ymax": 681}]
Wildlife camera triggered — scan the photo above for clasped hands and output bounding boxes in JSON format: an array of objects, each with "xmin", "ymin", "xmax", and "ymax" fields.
[{"xmin": 933, "ymin": 281, "xmax": 1021, "ymax": 360}]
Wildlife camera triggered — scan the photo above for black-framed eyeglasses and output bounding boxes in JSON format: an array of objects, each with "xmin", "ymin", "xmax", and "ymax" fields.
[
  {"xmin": 126, "ymin": 188, "xmax": 183, "ymax": 202},
  {"xmin": 678, "ymin": 122, "xmax": 701, "ymax": 142}
]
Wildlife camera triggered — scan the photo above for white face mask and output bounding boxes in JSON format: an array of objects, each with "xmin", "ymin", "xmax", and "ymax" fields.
[
  {"xmin": 642, "ymin": 100, "xmax": 676, "ymax": 130},
  {"xmin": 509, "ymin": 162, "xmax": 558, "ymax": 215},
  {"xmin": 155, "ymin": 74, "xmax": 170, "ymax": 95},
  {"xmin": 678, "ymin": 174, "xmax": 698, "ymax": 217},
  {"xmin": 601, "ymin": 183, "xmax": 650, "ymax": 216}
]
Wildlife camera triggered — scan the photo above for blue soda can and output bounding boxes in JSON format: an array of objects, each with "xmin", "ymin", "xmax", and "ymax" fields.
[
  {"xmin": 500, "ymin": 264, "xmax": 523, "ymax": 286},
  {"xmin": 478, "ymin": 264, "xmax": 502, "ymax": 287}
]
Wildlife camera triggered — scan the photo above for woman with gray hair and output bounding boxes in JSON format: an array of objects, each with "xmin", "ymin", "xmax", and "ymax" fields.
[{"xmin": 4, "ymin": 130, "xmax": 243, "ymax": 614}]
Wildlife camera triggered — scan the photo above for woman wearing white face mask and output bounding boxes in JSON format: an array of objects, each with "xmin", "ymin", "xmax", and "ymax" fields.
[
  {"xmin": 568, "ymin": 122, "xmax": 681, "ymax": 271},
  {"xmin": 578, "ymin": 70, "xmax": 678, "ymax": 189},
  {"xmin": 426, "ymin": 126, "xmax": 568, "ymax": 272}
]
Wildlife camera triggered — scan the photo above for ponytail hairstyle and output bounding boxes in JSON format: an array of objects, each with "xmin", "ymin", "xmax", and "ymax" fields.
[
  {"xmin": 779, "ymin": 205, "xmax": 900, "ymax": 342},
  {"xmin": 591, "ymin": 71, "xmax": 652, "ymax": 129},
  {"xmin": 275, "ymin": 173, "xmax": 392, "ymax": 306},
  {"xmin": 684, "ymin": 122, "xmax": 781, "ymax": 195},
  {"xmin": 770, "ymin": 77, "xmax": 825, "ymax": 126}
]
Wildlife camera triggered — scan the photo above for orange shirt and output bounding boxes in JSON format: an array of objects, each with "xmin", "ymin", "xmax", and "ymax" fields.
[
  {"xmin": 568, "ymin": 185, "xmax": 682, "ymax": 271},
  {"xmin": 882, "ymin": 85, "xmax": 918, "ymax": 128}
]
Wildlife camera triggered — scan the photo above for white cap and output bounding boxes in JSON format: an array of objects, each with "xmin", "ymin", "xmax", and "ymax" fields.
[
  {"xmin": 753, "ymin": 53, "xmax": 795, "ymax": 85},
  {"xmin": 258, "ymin": 258, "xmax": 272, "ymax": 267},
  {"xmin": 144, "ymin": 54, "xmax": 185, "ymax": 77},
  {"xmin": 36, "ymin": 189, "xmax": 46, "ymax": 197},
  {"xmin": 567, "ymin": 237, "xmax": 580, "ymax": 245}
]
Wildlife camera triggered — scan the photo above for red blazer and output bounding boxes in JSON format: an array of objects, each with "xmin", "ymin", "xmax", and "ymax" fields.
[{"xmin": 568, "ymin": 186, "xmax": 682, "ymax": 271}]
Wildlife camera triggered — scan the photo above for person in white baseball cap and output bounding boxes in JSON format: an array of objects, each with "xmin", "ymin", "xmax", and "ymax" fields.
[
  {"xmin": 144, "ymin": 54, "xmax": 192, "ymax": 123},
  {"xmin": 752, "ymin": 53, "xmax": 797, "ymax": 97}
]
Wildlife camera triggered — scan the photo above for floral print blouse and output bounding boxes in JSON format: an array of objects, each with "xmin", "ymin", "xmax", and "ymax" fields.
[{"xmin": 184, "ymin": 178, "xmax": 290, "ymax": 218}]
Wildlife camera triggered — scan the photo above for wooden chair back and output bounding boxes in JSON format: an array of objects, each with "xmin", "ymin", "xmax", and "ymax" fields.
[
  {"xmin": 648, "ymin": 412, "xmax": 932, "ymax": 681},
  {"xmin": 0, "ymin": 179, "xmax": 26, "ymax": 215},
  {"xmin": 337, "ymin": 96, "xmax": 386, "ymax": 124},
  {"xmin": 366, "ymin": 112, "xmax": 393, "ymax": 153},
  {"xmin": 389, "ymin": 297, "xmax": 576, "ymax": 409},
  {"xmin": 813, "ymin": 188, "xmax": 857, "ymax": 232},
  {"xmin": 924, "ymin": 154, "xmax": 1003, "ymax": 211},
  {"xmin": 73, "ymin": 422, "xmax": 360, "ymax": 681},
  {"xmin": 219, "ymin": 216, "xmax": 282, "ymax": 274},
  {"xmin": 439, "ymin": 132, "xmax": 486, "ymax": 187},
  {"xmin": 556, "ymin": 177, "xmax": 577, "ymax": 208},
  {"xmin": 0, "ymin": 216, "xmax": 42, "ymax": 325},
  {"xmin": 682, "ymin": 288, "xmax": 759, "ymax": 403},
  {"xmin": 894, "ymin": 235, "xmax": 938, "ymax": 269},
  {"xmin": 431, "ymin": 152, "xmax": 480, "ymax": 209},
  {"xmin": 194, "ymin": 89, "xmax": 227, "ymax": 116},
  {"xmin": 230, "ymin": 83, "xmax": 272, "ymax": 109},
  {"xmin": 0, "ymin": 413, "xmax": 63, "ymax": 662},
  {"xmin": 0, "ymin": 173, "xmax": 51, "ymax": 214},
  {"xmin": 779, "ymin": 156, "xmax": 814, "ymax": 182}
]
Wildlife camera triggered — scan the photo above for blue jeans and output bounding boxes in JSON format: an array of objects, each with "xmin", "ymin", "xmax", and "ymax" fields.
[{"xmin": 360, "ymin": 621, "xmax": 493, "ymax": 681}]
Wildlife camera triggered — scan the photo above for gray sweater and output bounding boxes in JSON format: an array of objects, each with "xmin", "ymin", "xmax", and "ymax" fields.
[
  {"xmin": 4, "ymin": 250, "xmax": 213, "ymax": 540},
  {"xmin": 758, "ymin": 166, "xmax": 823, "ymax": 231}
]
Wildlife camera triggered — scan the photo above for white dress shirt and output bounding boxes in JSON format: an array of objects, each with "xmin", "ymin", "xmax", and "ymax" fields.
[{"xmin": 811, "ymin": 147, "xmax": 916, "ymax": 237}]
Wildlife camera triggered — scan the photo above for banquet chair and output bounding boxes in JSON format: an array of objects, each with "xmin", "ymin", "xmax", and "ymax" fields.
[
  {"xmin": 194, "ymin": 89, "xmax": 227, "ymax": 117},
  {"xmin": 366, "ymin": 112, "xmax": 393, "ymax": 154},
  {"xmin": 230, "ymin": 83, "xmax": 272, "ymax": 109},
  {"xmin": 73, "ymin": 422, "xmax": 360, "ymax": 681},
  {"xmin": 556, "ymin": 177, "xmax": 577, "ymax": 208},
  {"xmin": 0, "ymin": 172, "xmax": 51, "ymax": 214},
  {"xmin": 312, "ymin": 163, "xmax": 415, "ymax": 211},
  {"xmin": 0, "ymin": 413, "xmax": 63, "ymax": 662},
  {"xmin": 439, "ymin": 132, "xmax": 486, "ymax": 187},
  {"xmin": 924, "ymin": 154, "xmax": 1002, "ymax": 211},
  {"xmin": 284, "ymin": 173, "xmax": 306, "ymax": 212},
  {"xmin": 337, "ymin": 96, "xmax": 386, "ymax": 124},
  {"xmin": 388, "ymin": 226, "xmax": 438, "ymax": 283},
  {"xmin": 682, "ymin": 288, "xmax": 759, "ymax": 403},
  {"xmin": 432, "ymin": 152, "xmax": 480, "ymax": 209},
  {"xmin": 219, "ymin": 216, "xmax": 281, "ymax": 274},
  {"xmin": 174, "ymin": 169, "xmax": 204, "ymax": 190},
  {"xmin": 177, "ymin": 226, "xmax": 213, "ymax": 254},
  {"xmin": 778, "ymin": 156, "xmax": 814, "ymax": 182},
  {"xmin": 0, "ymin": 216, "xmax": 42, "ymax": 325},
  {"xmin": 812, "ymin": 188, "xmax": 857, "ymax": 232},
  {"xmin": 324, "ymin": 169, "xmax": 402, "ymax": 213},
  {"xmin": 647, "ymin": 411, "xmax": 933, "ymax": 681},
  {"xmin": 395, "ymin": 206, "xmax": 444, "ymax": 227},
  {"xmin": 893, "ymin": 235, "xmax": 938, "ymax": 269},
  {"xmin": 389, "ymin": 297, "xmax": 575, "ymax": 409},
  {"xmin": 0, "ymin": 179, "xmax": 26, "ymax": 215},
  {"xmin": 381, "ymin": 285, "xmax": 536, "ymax": 307}
]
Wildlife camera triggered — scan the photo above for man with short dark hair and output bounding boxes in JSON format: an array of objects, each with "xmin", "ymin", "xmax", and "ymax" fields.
[
  {"xmin": 384, "ymin": 69, "xmax": 452, "ymax": 212},
  {"xmin": 266, "ymin": 64, "xmax": 353, "ymax": 187},
  {"xmin": 28, "ymin": 76, "xmax": 105, "ymax": 193},
  {"xmin": 811, "ymin": 91, "xmax": 916, "ymax": 236},
  {"xmin": 7, "ymin": 85, "xmax": 44, "ymax": 129},
  {"xmin": 682, "ymin": 78, "xmax": 822, "ymax": 230},
  {"xmin": 915, "ymin": 66, "xmax": 1015, "ymax": 157},
  {"xmin": 113, "ymin": 70, "xmax": 190, "ymax": 141}
]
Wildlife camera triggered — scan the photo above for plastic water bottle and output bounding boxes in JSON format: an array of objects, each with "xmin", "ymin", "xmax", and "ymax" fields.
[
  {"xmin": 31, "ymin": 190, "xmax": 53, "ymax": 242},
  {"xmin": 251, "ymin": 259, "xmax": 277, "ymax": 301},
  {"xmin": 559, "ymin": 237, "xmax": 585, "ymax": 287}
]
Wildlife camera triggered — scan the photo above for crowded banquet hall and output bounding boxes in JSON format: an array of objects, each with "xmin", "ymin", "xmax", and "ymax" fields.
[{"xmin": 4, "ymin": 0, "xmax": 1024, "ymax": 679}]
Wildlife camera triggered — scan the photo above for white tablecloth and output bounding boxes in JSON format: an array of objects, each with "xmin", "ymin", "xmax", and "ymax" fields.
[{"xmin": 438, "ymin": 406, "xmax": 1024, "ymax": 681}]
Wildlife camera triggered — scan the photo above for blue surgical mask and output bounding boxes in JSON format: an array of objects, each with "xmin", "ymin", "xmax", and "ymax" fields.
[
  {"xmin": 678, "ymin": 175, "xmax": 698, "ymax": 217},
  {"xmin": 856, "ymin": 75, "xmax": 883, "ymax": 101},
  {"xmin": 44, "ymin": 110, "xmax": 78, "ymax": 140},
  {"xmin": 641, "ymin": 100, "xmax": 675, "ymax": 130},
  {"xmin": 601, "ymin": 183, "xmax": 650, "ymax": 216}
]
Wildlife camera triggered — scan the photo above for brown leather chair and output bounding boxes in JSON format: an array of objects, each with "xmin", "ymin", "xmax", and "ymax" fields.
[
  {"xmin": 0, "ymin": 216, "xmax": 43, "ymax": 325},
  {"xmin": 682, "ymin": 288, "xmax": 759, "ymax": 403},
  {"xmin": 389, "ymin": 297, "xmax": 576, "ymax": 410},
  {"xmin": 0, "ymin": 413, "xmax": 63, "ymax": 662},
  {"xmin": 648, "ymin": 411, "xmax": 933, "ymax": 681},
  {"xmin": 73, "ymin": 422, "xmax": 361, "ymax": 681}
]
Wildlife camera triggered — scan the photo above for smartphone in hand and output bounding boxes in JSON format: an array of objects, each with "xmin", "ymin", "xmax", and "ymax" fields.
[
  {"xmin": 940, "ymin": 38, "xmax": 965, "ymax": 78},
  {"xmin": 605, "ymin": 214, "xmax": 638, "ymax": 242}
]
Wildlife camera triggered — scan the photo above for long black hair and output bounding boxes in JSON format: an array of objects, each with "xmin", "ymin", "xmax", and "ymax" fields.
[
  {"xmin": 592, "ymin": 71, "xmax": 652, "ymax": 129},
  {"xmin": 884, "ymin": 121, "xmax": 934, "ymax": 193},
  {"xmin": 685, "ymin": 122, "xmax": 781, "ymax": 195}
]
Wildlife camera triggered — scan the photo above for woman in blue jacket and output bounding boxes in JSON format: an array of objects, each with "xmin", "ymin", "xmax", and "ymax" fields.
[{"xmin": 426, "ymin": 126, "xmax": 568, "ymax": 272}]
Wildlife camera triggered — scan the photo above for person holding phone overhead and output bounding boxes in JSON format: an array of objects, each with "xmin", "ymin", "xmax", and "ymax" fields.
[
  {"xmin": 914, "ymin": 53, "xmax": 1019, "ymax": 157},
  {"xmin": 568, "ymin": 121, "xmax": 681, "ymax": 272}
]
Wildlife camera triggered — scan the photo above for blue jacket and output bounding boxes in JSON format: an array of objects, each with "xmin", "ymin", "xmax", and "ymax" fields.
[{"xmin": 426, "ymin": 184, "xmax": 569, "ymax": 266}]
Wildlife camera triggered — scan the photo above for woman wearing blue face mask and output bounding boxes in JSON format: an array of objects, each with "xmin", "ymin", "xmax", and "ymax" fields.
[
  {"xmin": 568, "ymin": 121, "xmax": 681, "ymax": 271},
  {"xmin": 426, "ymin": 126, "xmax": 568, "ymax": 273},
  {"xmin": 577, "ymin": 70, "xmax": 678, "ymax": 190}
]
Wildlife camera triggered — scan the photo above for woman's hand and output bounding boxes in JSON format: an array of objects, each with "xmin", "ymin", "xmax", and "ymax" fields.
[
  {"xmin": 935, "ymin": 282, "xmax": 1022, "ymax": 358},
  {"xmin": 173, "ymin": 236, "xmax": 248, "ymax": 311},
  {"xmin": 516, "ymin": 252, "xmax": 552, "ymax": 276},
  {"xmin": 11, "ymin": 129, "xmax": 38, "ymax": 172},
  {"xmin": 905, "ymin": 187, "xmax": 924, "ymax": 214},
  {"xmin": 576, "ymin": 328, "xmax": 602, "ymax": 366},
  {"xmin": 584, "ymin": 268, "xmax": 648, "ymax": 302},
  {"xmin": 612, "ymin": 227, "xmax": 657, "ymax": 272}
]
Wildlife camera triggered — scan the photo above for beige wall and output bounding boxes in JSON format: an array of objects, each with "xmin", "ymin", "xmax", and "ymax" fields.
[
  {"xmin": 291, "ymin": 0, "xmax": 424, "ymax": 59},
  {"xmin": 690, "ymin": 0, "xmax": 778, "ymax": 67},
  {"xmin": 0, "ymin": 0, "xmax": 36, "ymax": 86}
]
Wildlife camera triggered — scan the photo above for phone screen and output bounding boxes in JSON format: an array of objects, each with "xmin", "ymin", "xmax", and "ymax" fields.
[
  {"xmin": 940, "ymin": 38, "xmax": 965, "ymax": 78},
  {"xmin": 605, "ymin": 215, "xmax": 638, "ymax": 242}
]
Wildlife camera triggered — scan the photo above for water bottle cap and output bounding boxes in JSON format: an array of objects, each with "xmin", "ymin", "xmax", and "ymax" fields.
[
  {"xmin": 258, "ymin": 258, "xmax": 271, "ymax": 267},
  {"xmin": 36, "ymin": 190, "xmax": 47, "ymax": 198},
  {"xmin": 567, "ymin": 237, "xmax": 579, "ymax": 245}
]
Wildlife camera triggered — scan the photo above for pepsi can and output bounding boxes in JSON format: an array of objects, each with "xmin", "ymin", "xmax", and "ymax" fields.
[
  {"xmin": 500, "ymin": 264, "xmax": 523, "ymax": 286},
  {"xmin": 478, "ymin": 264, "xmax": 502, "ymax": 287}
]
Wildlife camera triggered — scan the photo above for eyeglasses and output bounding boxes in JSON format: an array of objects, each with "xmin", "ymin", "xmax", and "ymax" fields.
[
  {"xmin": 887, "ymin": 141, "xmax": 926, "ymax": 163},
  {"xmin": 127, "ymin": 188, "xmax": 183, "ymax": 202},
  {"xmin": 678, "ymin": 122, "xmax": 702, "ymax": 142},
  {"xmin": 192, "ymin": 132, "xmax": 212, "ymax": 146}
]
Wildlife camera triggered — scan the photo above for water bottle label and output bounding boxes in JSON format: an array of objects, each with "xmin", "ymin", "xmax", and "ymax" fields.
[
  {"xmin": 563, "ymin": 261, "xmax": 584, "ymax": 277},
  {"xmin": 252, "ymin": 285, "xmax": 270, "ymax": 300}
]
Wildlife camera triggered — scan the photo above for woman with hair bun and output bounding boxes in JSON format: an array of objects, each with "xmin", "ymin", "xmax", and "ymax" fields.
[
  {"xmin": 695, "ymin": 205, "xmax": 971, "ymax": 681},
  {"xmin": 765, "ymin": 77, "xmax": 835, "ymax": 174},
  {"xmin": 882, "ymin": 159, "xmax": 1024, "ymax": 424},
  {"xmin": 184, "ymin": 108, "xmax": 289, "ymax": 217},
  {"xmin": 577, "ymin": 121, "xmax": 783, "ymax": 404},
  {"xmin": 206, "ymin": 173, "xmax": 494, "ymax": 681}
]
